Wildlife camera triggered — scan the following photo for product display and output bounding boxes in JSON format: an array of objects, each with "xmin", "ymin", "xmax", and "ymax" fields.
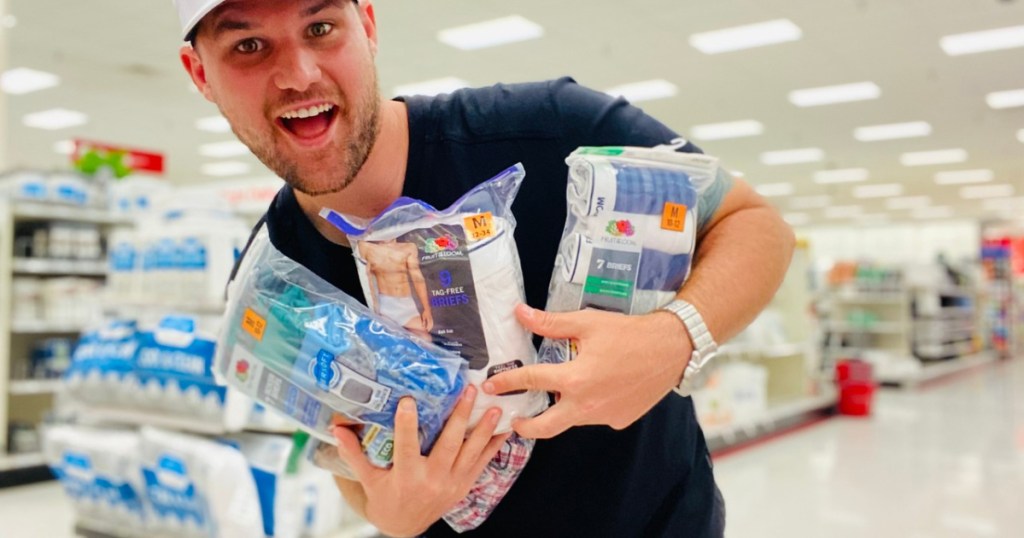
[
  {"xmin": 216, "ymin": 225, "xmax": 466, "ymax": 472},
  {"xmin": 62, "ymin": 315, "xmax": 251, "ymax": 431},
  {"xmin": 139, "ymin": 426, "xmax": 265, "ymax": 538},
  {"xmin": 321, "ymin": 163, "xmax": 547, "ymax": 434},
  {"xmin": 539, "ymin": 145, "xmax": 720, "ymax": 364},
  {"xmin": 43, "ymin": 425, "xmax": 148, "ymax": 537}
]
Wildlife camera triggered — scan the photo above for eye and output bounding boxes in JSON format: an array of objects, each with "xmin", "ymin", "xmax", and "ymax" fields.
[
  {"xmin": 235, "ymin": 38, "xmax": 264, "ymax": 54},
  {"xmin": 308, "ymin": 22, "xmax": 333, "ymax": 38}
]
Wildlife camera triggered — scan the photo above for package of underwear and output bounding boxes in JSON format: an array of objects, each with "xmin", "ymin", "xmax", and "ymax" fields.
[
  {"xmin": 320, "ymin": 163, "xmax": 548, "ymax": 434},
  {"xmin": 214, "ymin": 226, "xmax": 466, "ymax": 474},
  {"xmin": 539, "ymin": 143, "xmax": 720, "ymax": 364}
]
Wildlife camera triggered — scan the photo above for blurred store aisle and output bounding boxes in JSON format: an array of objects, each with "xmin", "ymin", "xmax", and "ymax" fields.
[
  {"xmin": 715, "ymin": 358, "xmax": 1024, "ymax": 538},
  {"xmin": 1, "ymin": 359, "xmax": 1021, "ymax": 537}
]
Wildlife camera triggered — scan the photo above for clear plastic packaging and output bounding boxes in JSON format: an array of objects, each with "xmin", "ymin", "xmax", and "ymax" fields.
[
  {"xmin": 215, "ymin": 226, "xmax": 466, "ymax": 472},
  {"xmin": 539, "ymin": 143, "xmax": 720, "ymax": 364},
  {"xmin": 320, "ymin": 163, "xmax": 548, "ymax": 434}
]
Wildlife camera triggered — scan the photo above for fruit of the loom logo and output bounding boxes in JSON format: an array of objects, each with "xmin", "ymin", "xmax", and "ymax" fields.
[
  {"xmin": 423, "ymin": 234, "xmax": 460, "ymax": 254},
  {"xmin": 235, "ymin": 359, "xmax": 250, "ymax": 382},
  {"xmin": 606, "ymin": 219, "xmax": 635, "ymax": 237}
]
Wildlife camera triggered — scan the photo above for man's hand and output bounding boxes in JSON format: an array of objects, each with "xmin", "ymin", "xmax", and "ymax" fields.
[
  {"xmin": 483, "ymin": 304, "xmax": 692, "ymax": 439},
  {"xmin": 332, "ymin": 386, "xmax": 509, "ymax": 538}
]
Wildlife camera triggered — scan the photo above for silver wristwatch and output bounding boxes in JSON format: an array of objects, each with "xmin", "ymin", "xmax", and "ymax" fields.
[{"xmin": 659, "ymin": 299, "xmax": 718, "ymax": 396}]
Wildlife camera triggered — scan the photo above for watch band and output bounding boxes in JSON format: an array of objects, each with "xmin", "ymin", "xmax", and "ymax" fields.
[{"xmin": 659, "ymin": 299, "xmax": 718, "ymax": 396}]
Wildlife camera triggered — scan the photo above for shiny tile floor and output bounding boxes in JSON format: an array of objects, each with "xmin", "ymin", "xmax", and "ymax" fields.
[
  {"xmin": 715, "ymin": 358, "xmax": 1024, "ymax": 537},
  {"xmin": 1, "ymin": 358, "xmax": 1021, "ymax": 537}
]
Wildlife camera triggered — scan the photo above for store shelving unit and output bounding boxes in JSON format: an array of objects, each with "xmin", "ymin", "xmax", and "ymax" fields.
[
  {"xmin": 699, "ymin": 240, "xmax": 839, "ymax": 452},
  {"xmin": 0, "ymin": 198, "xmax": 129, "ymax": 474},
  {"xmin": 821, "ymin": 264, "xmax": 988, "ymax": 387}
]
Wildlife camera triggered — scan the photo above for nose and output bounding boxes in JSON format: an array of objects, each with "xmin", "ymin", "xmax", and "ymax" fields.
[{"xmin": 272, "ymin": 45, "xmax": 322, "ymax": 92}]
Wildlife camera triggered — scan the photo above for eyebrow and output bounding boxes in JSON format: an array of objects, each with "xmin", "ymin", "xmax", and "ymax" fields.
[
  {"xmin": 210, "ymin": 0, "xmax": 344, "ymax": 38},
  {"xmin": 303, "ymin": 0, "xmax": 345, "ymax": 17}
]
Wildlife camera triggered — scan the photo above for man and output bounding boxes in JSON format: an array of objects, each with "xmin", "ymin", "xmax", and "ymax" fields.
[
  {"xmin": 175, "ymin": 0, "xmax": 795, "ymax": 536},
  {"xmin": 359, "ymin": 239, "xmax": 434, "ymax": 339}
]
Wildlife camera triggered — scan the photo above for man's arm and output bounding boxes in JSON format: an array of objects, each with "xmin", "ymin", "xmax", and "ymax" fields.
[{"xmin": 482, "ymin": 179, "xmax": 795, "ymax": 438}]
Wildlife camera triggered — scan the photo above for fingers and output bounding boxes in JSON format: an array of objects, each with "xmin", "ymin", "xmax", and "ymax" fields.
[
  {"xmin": 332, "ymin": 426, "xmax": 376, "ymax": 481},
  {"xmin": 483, "ymin": 362, "xmax": 565, "ymax": 396},
  {"xmin": 453, "ymin": 407, "xmax": 501, "ymax": 474},
  {"xmin": 467, "ymin": 433, "xmax": 512, "ymax": 481},
  {"xmin": 511, "ymin": 405, "xmax": 574, "ymax": 439},
  {"xmin": 430, "ymin": 385, "xmax": 477, "ymax": 468},
  {"xmin": 515, "ymin": 304, "xmax": 589, "ymax": 339},
  {"xmin": 391, "ymin": 397, "xmax": 423, "ymax": 470}
]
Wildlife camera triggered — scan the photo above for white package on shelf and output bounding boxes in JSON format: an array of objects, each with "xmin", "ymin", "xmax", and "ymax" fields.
[
  {"xmin": 222, "ymin": 432, "xmax": 306, "ymax": 538},
  {"xmin": 139, "ymin": 427, "xmax": 265, "ymax": 538},
  {"xmin": 42, "ymin": 425, "xmax": 148, "ymax": 537},
  {"xmin": 0, "ymin": 169, "xmax": 49, "ymax": 201}
]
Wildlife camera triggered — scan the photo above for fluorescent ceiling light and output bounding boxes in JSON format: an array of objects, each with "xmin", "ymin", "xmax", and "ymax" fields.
[
  {"xmin": 690, "ymin": 120, "xmax": 764, "ymax": 141},
  {"xmin": 788, "ymin": 82, "xmax": 880, "ymax": 107},
  {"xmin": 755, "ymin": 182, "xmax": 794, "ymax": 197},
  {"xmin": 1, "ymin": 67, "xmax": 60, "ymax": 95},
  {"xmin": 982, "ymin": 197, "xmax": 1024, "ymax": 211},
  {"xmin": 760, "ymin": 147, "xmax": 824, "ymax": 165},
  {"xmin": 201, "ymin": 161, "xmax": 250, "ymax": 177},
  {"xmin": 934, "ymin": 169, "xmax": 993, "ymax": 185},
  {"xmin": 199, "ymin": 140, "xmax": 251, "ymax": 158},
  {"xmin": 854, "ymin": 121, "xmax": 932, "ymax": 141},
  {"xmin": 986, "ymin": 89, "xmax": 1024, "ymax": 109},
  {"xmin": 824, "ymin": 205, "xmax": 862, "ymax": 219},
  {"xmin": 1019, "ymin": 129, "xmax": 1024, "ymax": 143},
  {"xmin": 604, "ymin": 79, "xmax": 678, "ymax": 103},
  {"xmin": 22, "ymin": 108, "xmax": 87, "ymax": 130},
  {"xmin": 960, "ymin": 184, "xmax": 1015, "ymax": 199},
  {"xmin": 913, "ymin": 206, "xmax": 954, "ymax": 219},
  {"xmin": 783, "ymin": 212, "xmax": 810, "ymax": 226},
  {"xmin": 856, "ymin": 213, "xmax": 890, "ymax": 224},
  {"xmin": 900, "ymin": 148, "xmax": 968, "ymax": 166},
  {"xmin": 196, "ymin": 115, "xmax": 231, "ymax": 133},
  {"xmin": 814, "ymin": 168, "xmax": 869, "ymax": 184},
  {"xmin": 393, "ymin": 77, "xmax": 469, "ymax": 97},
  {"xmin": 790, "ymin": 195, "xmax": 831, "ymax": 209},
  {"xmin": 731, "ymin": 170, "xmax": 746, "ymax": 178},
  {"xmin": 2, "ymin": 15, "xmax": 16, "ymax": 29},
  {"xmin": 940, "ymin": 25, "xmax": 1024, "ymax": 56},
  {"xmin": 885, "ymin": 196, "xmax": 931, "ymax": 210},
  {"xmin": 438, "ymin": 15, "xmax": 543, "ymax": 50},
  {"xmin": 53, "ymin": 140, "xmax": 76, "ymax": 155},
  {"xmin": 853, "ymin": 183, "xmax": 903, "ymax": 198},
  {"xmin": 689, "ymin": 19, "xmax": 802, "ymax": 54}
]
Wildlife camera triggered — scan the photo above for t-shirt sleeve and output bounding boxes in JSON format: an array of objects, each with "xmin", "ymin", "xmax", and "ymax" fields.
[{"xmin": 549, "ymin": 78, "xmax": 732, "ymax": 232}]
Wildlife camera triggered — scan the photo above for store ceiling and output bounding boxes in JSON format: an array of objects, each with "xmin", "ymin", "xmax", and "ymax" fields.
[{"xmin": 3, "ymin": 0, "xmax": 1023, "ymax": 226}]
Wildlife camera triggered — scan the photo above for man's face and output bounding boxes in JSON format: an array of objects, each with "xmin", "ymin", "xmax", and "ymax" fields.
[{"xmin": 183, "ymin": 0, "xmax": 380, "ymax": 195}]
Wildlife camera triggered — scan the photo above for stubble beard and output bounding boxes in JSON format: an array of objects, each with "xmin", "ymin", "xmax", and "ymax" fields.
[{"xmin": 224, "ymin": 69, "xmax": 382, "ymax": 197}]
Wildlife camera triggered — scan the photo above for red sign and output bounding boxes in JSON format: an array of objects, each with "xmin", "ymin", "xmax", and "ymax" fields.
[{"xmin": 72, "ymin": 139, "xmax": 165, "ymax": 175}]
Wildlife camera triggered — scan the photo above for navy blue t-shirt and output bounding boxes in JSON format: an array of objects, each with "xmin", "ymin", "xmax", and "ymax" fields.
[{"xmin": 258, "ymin": 78, "xmax": 726, "ymax": 537}]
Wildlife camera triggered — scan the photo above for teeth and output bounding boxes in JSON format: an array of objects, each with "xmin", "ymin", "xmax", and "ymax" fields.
[{"xmin": 281, "ymin": 104, "xmax": 334, "ymax": 120}]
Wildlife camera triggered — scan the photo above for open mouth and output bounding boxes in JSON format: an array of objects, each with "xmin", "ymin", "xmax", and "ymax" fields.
[{"xmin": 277, "ymin": 103, "xmax": 338, "ymax": 141}]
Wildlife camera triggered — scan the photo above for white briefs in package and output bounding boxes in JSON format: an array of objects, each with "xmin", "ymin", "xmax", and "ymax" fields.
[{"xmin": 321, "ymin": 163, "xmax": 547, "ymax": 433}]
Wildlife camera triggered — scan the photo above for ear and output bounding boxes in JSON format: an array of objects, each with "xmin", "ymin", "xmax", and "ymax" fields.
[
  {"xmin": 358, "ymin": 0, "xmax": 379, "ymax": 55},
  {"xmin": 180, "ymin": 45, "xmax": 215, "ymax": 102}
]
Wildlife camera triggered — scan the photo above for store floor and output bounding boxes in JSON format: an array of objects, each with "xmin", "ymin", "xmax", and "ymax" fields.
[{"xmin": 2, "ymin": 358, "xmax": 1021, "ymax": 537}]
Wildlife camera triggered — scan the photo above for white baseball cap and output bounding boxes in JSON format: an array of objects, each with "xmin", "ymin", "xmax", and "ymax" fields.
[{"xmin": 173, "ymin": 0, "xmax": 230, "ymax": 40}]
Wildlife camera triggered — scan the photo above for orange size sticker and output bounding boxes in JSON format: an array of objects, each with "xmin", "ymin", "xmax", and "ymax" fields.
[
  {"xmin": 661, "ymin": 202, "xmax": 687, "ymax": 232},
  {"xmin": 242, "ymin": 308, "xmax": 267, "ymax": 342},
  {"xmin": 463, "ymin": 211, "xmax": 495, "ymax": 240}
]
